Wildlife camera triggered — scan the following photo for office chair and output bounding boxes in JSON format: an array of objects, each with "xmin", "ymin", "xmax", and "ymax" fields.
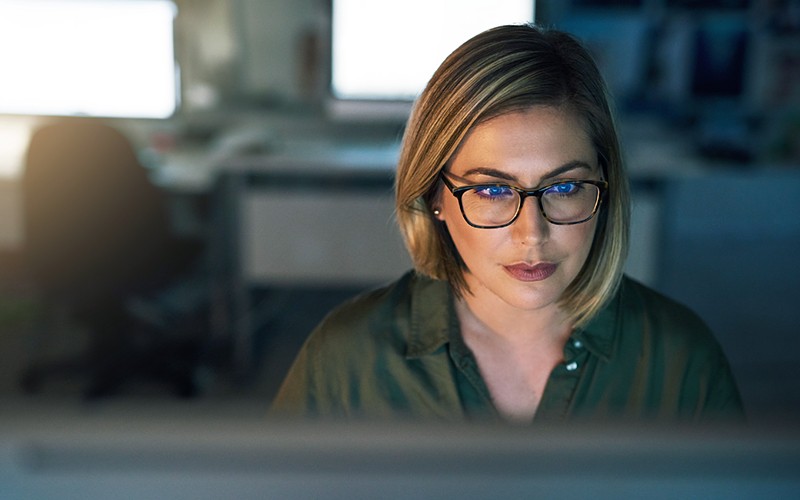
[{"xmin": 19, "ymin": 119, "xmax": 204, "ymax": 399}]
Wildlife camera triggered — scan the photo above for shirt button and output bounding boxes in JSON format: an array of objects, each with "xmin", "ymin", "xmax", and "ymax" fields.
[
  {"xmin": 572, "ymin": 339, "xmax": 583, "ymax": 349},
  {"xmin": 566, "ymin": 361, "xmax": 578, "ymax": 371}
]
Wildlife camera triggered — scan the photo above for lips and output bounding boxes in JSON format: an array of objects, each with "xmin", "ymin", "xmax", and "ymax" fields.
[{"xmin": 504, "ymin": 262, "xmax": 557, "ymax": 282}]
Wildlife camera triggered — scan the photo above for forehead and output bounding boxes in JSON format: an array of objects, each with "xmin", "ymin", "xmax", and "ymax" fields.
[{"xmin": 449, "ymin": 106, "xmax": 597, "ymax": 181}]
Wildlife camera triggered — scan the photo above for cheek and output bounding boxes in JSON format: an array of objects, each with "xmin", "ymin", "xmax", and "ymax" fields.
[{"xmin": 444, "ymin": 215, "xmax": 506, "ymax": 266}]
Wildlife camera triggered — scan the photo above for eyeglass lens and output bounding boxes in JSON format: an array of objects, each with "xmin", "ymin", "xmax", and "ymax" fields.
[{"xmin": 459, "ymin": 182, "xmax": 600, "ymax": 227}]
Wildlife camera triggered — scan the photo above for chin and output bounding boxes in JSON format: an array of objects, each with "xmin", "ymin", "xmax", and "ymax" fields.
[
  {"xmin": 495, "ymin": 282, "xmax": 566, "ymax": 313},
  {"xmin": 507, "ymin": 295, "xmax": 562, "ymax": 313}
]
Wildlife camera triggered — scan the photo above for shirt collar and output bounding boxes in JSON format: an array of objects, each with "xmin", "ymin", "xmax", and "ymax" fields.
[
  {"xmin": 406, "ymin": 273, "xmax": 453, "ymax": 358},
  {"xmin": 404, "ymin": 272, "xmax": 623, "ymax": 362},
  {"xmin": 571, "ymin": 284, "xmax": 623, "ymax": 362}
]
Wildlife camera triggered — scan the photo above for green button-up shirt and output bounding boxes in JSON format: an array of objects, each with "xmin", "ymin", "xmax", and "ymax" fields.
[{"xmin": 271, "ymin": 272, "xmax": 744, "ymax": 423}]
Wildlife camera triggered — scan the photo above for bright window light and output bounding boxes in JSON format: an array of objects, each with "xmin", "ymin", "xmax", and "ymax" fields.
[
  {"xmin": 0, "ymin": 0, "xmax": 178, "ymax": 119},
  {"xmin": 332, "ymin": 0, "xmax": 535, "ymax": 101}
]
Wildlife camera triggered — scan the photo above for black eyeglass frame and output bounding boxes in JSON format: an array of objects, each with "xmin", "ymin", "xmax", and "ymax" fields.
[{"xmin": 439, "ymin": 172, "xmax": 608, "ymax": 229}]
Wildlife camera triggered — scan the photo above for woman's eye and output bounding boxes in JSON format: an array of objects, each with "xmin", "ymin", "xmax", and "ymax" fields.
[
  {"xmin": 545, "ymin": 182, "xmax": 580, "ymax": 196},
  {"xmin": 474, "ymin": 185, "xmax": 514, "ymax": 200}
]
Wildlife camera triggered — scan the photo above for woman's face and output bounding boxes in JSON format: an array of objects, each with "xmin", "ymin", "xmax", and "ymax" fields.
[{"xmin": 435, "ymin": 106, "xmax": 601, "ymax": 315}]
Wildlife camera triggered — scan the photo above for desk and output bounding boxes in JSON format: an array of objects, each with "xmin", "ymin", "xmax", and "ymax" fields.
[
  {"xmin": 208, "ymin": 142, "xmax": 411, "ymax": 379},
  {"xmin": 218, "ymin": 143, "xmax": 409, "ymax": 284}
]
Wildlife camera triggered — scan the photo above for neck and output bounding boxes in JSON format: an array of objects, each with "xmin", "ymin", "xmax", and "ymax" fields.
[{"xmin": 457, "ymin": 289, "xmax": 572, "ymax": 348}]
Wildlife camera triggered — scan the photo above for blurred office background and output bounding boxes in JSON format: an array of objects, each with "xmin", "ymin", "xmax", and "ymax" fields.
[{"xmin": 0, "ymin": 0, "xmax": 798, "ymax": 424}]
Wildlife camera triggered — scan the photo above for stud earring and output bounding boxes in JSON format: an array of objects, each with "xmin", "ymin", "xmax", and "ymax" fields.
[{"xmin": 433, "ymin": 208, "xmax": 441, "ymax": 215}]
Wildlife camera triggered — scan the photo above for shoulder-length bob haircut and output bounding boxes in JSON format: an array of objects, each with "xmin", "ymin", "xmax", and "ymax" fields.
[{"xmin": 395, "ymin": 23, "xmax": 630, "ymax": 328}]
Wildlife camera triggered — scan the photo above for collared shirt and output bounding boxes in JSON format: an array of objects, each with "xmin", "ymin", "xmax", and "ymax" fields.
[{"xmin": 271, "ymin": 271, "xmax": 744, "ymax": 423}]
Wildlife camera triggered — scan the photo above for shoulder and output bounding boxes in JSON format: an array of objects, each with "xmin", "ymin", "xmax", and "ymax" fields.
[
  {"xmin": 616, "ymin": 276, "xmax": 723, "ymax": 355},
  {"xmin": 621, "ymin": 278, "xmax": 707, "ymax": 326},
  {"xmin": 303, "ymin": 270, "xmax": 420, "ymax": 354},
  {"xmin": 316, "ymin": 271, "xmax": 419, "ymax": 330},
  {"xmin": 270, "ymin": 271, "xmax": 420, "ymax": 415},
  {"xmin": 596, "ymin": 277, "xmax": 744, "ymax": 421}
]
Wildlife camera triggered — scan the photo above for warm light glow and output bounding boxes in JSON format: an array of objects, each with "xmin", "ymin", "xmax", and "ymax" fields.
[
  {"xmin": 0, "ymin": 0, "xmax": 177, "ymax": 119},
  {"xmin": 0, "ymin": 122, "xmax": 32, "ymax": 177}
]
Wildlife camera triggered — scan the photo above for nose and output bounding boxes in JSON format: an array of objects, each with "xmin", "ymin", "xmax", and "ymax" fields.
[{"xmin": 510, "ymin": 196, "xmax": 550, "ymax": 244}]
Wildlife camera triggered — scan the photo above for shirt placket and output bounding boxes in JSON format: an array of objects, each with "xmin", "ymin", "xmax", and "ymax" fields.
[
  {"xmin": 534, "ymin": 336, "xmax": 590, "ymax": 422},
  {"xmin": 447, "ymin": 339, "xmax": 501, "ymax": 420}
]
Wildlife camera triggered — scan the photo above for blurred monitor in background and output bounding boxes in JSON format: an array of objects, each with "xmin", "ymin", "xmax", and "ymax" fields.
[{"xmin": 327, "ymin": 0, "xmax": 535, "ymax": 121}]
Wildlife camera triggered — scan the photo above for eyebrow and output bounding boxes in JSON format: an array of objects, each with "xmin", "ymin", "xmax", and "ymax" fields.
[{"xmin": 460, "ymin": 160, "xmax": 596, "ymax": 185}]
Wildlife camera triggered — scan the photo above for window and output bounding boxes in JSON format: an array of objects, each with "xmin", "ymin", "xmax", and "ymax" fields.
[{"xmin": 0, "ymin": 0, "xmax": 178, "ymax": 119}]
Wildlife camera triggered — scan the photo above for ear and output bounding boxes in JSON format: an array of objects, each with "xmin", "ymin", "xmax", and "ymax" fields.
[{"xmin": 429, "ymin": 182, "xmax": 446, "ymax": 221}]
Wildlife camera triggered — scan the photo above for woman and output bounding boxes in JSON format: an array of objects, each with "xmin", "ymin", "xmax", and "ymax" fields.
[{"xmin": 271, "ymin": 24, "xmax": 744, "ymax": 423}]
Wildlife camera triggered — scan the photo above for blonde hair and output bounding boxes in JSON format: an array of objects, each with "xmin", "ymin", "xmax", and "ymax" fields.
[{"xmin": 395, "ymin": 24, "xmax": 630, "ymax": 328}]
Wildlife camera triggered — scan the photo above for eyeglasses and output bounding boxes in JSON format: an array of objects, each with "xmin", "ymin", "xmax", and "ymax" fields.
[{"xmin": 439, "ymin": 172, "xmax": 607, "ymax": 229}]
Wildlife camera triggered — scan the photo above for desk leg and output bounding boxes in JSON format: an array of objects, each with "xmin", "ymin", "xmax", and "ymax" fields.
[{"xmin": 209, "ymin": 173, "xmax": 254, "ymax": 384}]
